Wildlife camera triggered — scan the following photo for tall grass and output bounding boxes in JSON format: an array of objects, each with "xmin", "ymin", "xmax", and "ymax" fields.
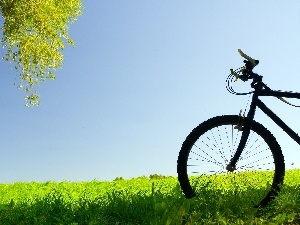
[{"xmin": 0, "ymin": 170, "xmax": 299, "ymax": 224}]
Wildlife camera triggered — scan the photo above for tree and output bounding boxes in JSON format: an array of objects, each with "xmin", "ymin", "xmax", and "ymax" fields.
[{"xmin": 0, "ymin": 0, "xmax": 83, "ymax": 106}]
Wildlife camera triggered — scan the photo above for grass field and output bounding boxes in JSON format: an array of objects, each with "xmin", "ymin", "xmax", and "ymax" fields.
[{"xmin": 0, "ymin": 170, "xmax": 299, "ymax": 224}]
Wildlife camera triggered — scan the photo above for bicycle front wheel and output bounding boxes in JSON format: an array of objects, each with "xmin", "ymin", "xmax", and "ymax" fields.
[{"xmin": 177, "ymin": 115, "xmax": 285, "ymax": 207}]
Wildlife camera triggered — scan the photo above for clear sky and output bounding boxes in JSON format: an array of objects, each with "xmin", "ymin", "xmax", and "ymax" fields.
[{"xmin": 0, "ymin": 1, "xmax": 300, "ymax": 182}]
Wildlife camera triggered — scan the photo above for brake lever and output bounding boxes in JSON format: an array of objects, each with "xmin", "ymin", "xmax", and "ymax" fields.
[
  {"xmin": 230, "ymin": 69, "xmax": 240, "ymax": 81},
  {"xmin": 230, "ymin": 68, "xmax": 249, "ymax": 82}
]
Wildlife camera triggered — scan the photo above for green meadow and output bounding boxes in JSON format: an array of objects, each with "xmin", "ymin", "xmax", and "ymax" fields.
[{"xmin": 0, "ymin": 170, "xmax": 299, "ymax": 224}]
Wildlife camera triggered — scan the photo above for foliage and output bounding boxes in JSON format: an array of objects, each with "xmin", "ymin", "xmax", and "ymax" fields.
[
  {"xmin": 113, "ymin": 177, "xmax": 124, "ymax": 181},
  {"xmin": 0, "ymin": 0, "xmax": 83, "ymax": 106},
  {"xmin": 149, "ymin": 174, "xmax": 167, "ymax": 180},
  {"xmin": 0, "ymin": 170, "xmax": 299, "ymax": 224}
]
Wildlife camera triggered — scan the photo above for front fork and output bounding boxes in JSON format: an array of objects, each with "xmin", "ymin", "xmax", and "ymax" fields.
[{"xmin": 226, "ymin": 93, "xmax": 259, "ymax": 172}]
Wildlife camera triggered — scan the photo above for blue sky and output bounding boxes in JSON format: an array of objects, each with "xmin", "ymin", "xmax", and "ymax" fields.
[{"xmin": 0, "ymin": 1, "xmax": 300, "ymax": 182}]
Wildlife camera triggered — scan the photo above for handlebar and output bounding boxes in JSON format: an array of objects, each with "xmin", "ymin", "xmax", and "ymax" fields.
[
  {"xmin": 238, "ymin": 49, "xmax": 259, "ymax": 68},
  {"xmin": 227, "ymin": 51, "xmax": 300, "ymax": 107},
  {"xmin": 230, "ymin": 49, "xmax": 261, "ymax": 82},
  {"xmin": 227, "ymin": 50, "xmax": 267, "ymax": 95}
]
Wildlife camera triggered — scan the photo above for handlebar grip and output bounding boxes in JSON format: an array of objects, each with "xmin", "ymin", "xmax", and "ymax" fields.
[{"xmin": 238, "ymin": 49, "xmax": 259, "ymax": 67}]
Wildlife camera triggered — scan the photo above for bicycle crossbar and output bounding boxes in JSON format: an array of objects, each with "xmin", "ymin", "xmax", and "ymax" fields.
[{"xmin": 258, "ymin": 90, "xmax": 300, "ymax": 98}]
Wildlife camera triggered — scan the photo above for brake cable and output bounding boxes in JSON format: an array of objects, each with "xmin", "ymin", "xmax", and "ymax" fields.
[{"xmin": 277, "ymin": 96, "xmax": 300, "ymax": 108}]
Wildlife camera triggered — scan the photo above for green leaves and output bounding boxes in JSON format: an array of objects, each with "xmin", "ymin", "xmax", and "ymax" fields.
[
  {"xmin": 0, "ymin": 0, "xmax": 83, "ymax": 106},
  {"xmin": 0, "ymin": 173, "xmax": 300, "ymax": 224}
]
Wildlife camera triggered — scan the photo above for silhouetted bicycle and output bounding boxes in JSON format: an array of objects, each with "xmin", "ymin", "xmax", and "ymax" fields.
[{"xmin": 177, "ymin": 49, "xmax": 300, "ymax": 207}]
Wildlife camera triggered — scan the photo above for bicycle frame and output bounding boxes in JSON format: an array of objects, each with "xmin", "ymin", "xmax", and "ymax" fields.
[{"xmin": 227, "ymin": 88, "xmax": 300, "ymax": 170}]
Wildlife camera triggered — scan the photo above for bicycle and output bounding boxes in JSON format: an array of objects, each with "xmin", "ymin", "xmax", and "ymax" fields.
[{"xmin": 177, "ymin": 49, "xmax": 300, "ymax": 208}]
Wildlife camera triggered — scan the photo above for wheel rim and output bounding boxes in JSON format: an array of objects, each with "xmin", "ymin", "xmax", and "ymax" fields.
[{"xmin": 182, "ymin": 117, "xmax": 280, "ymax": 206}]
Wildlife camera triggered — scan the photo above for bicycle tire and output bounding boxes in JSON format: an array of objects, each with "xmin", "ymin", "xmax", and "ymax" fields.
[{"xmin": 177, "ymin": 115, "xmax": 285, "ymax": 207}]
